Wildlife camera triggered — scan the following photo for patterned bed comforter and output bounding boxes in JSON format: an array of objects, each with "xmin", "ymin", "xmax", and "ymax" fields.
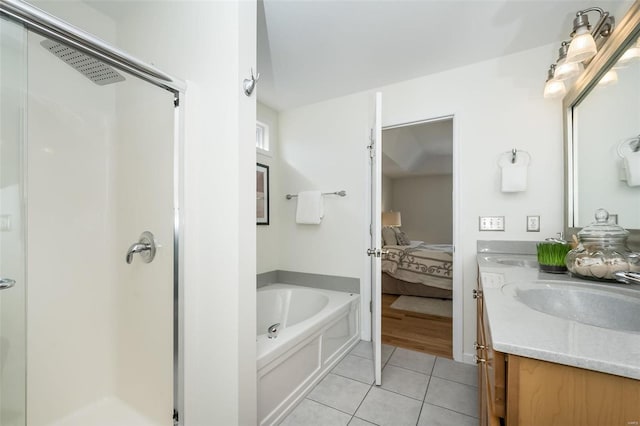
[{"xmin": 381, "ymin": 243, "xmax": 453, "ymax": 290}]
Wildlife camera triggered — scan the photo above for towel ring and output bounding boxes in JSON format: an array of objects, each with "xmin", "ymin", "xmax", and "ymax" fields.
[
  {"xmin": 497, "ymin": 149, "xmax": 531, "ymax": 167},
  {"xmin": 617, "ymin": 136, "xmax": 640, "ymax": 158}
]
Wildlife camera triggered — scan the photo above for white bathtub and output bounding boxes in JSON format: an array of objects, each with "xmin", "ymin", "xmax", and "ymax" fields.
[{"xmin": 257, "ymin": 284, "xmax": 360, "ymax": 425}]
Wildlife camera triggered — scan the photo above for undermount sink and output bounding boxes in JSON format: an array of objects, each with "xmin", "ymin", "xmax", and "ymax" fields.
[
  {"xmin": 484, "ymin": 256, "xmax": 538, "ymax": 268},
  {"xmin": 502, "ymin": 280, "xmax": 640, "ymax": 333}
]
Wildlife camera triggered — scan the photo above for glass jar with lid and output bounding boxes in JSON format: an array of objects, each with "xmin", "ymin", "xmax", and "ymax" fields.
[{"xmin": 565, "ymin": 209, "xmax": 640, "ymax": 281}]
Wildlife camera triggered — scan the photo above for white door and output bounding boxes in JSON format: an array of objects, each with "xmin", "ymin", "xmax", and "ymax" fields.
[{"xmin": 369, "ymin": 92, "xmax": 383, "ymax": 386}]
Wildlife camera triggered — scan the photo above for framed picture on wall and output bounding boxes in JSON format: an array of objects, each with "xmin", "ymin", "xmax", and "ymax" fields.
[{"xmin": 257, "ymin": 163, "xmax": 269, "ymax": 225}]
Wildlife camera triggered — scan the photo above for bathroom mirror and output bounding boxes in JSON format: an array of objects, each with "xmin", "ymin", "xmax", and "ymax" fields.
[{"xmin": 564, "ymin": 3, "xmax": 640, "ymax": 250}]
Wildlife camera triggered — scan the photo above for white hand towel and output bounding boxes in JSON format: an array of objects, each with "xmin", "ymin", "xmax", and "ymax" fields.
[
  {"xmin": 296, "ymin": 191, "xmax": 324, "ymax": 224},
  {"xmin": 624, "ymin": 150, "xmax": 640, "ymax": 187},
  {"xmin": 501, "ymin": 162, "xmax": 528, "ymax": 192}
]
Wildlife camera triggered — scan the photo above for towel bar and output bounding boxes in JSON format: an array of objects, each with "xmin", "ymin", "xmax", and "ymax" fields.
[{"xmin": 286, "ymin": 190, "xmax": 347, "ymax": 200}]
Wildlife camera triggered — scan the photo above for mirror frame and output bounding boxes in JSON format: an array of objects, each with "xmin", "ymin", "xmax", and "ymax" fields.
[{"xmin": 563, "ymin": 1, "xmax": 640, "ymax": 250}]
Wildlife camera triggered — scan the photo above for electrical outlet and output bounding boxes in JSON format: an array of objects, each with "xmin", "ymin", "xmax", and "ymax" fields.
[
  {"xmin": 479, "ymin": 216, "xmax": 505, "ymax": 231},
  {"xmin": 527, "ymin": 215, "xmax": 540, "ymax": 232}
]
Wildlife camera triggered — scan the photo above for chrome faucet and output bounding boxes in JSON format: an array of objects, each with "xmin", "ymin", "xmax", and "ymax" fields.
[
  {"xmin": 267, "ymin": 323, "xmax": 280, "ymax": 339},
  {"xmin": 614, "ymin": 271, "xmax": 640, "ymax": 284}
]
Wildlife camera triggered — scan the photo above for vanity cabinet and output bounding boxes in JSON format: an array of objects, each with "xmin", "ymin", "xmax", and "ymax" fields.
[
  {"xmin": 476, "ymin": 279, "xmax": 640, "ymax": 426},
  {"xmin": 475, "ymin": 285, "xmax": 504, "ymax": 426}
]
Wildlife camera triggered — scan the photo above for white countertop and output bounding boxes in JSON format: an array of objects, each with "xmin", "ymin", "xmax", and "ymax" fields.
[{"xmin": 477, "ymin": 253, "xmax": 640, "ymax": 380}]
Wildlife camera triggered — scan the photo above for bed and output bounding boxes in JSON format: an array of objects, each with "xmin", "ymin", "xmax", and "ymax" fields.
[{"xmin": 381, "ymin": 241, "xmax": 453, "ymax": 299}]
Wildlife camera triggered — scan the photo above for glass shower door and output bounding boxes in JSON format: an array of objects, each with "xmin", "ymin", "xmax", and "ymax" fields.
[
  {"xmin": 25, "ymin": 27, "xmax": 176, "ymax": 426},
  {"xmin": 0, "ymin": 15, "xmax": 27, "ymax": 426},
  {"xmin": 1, "ymin": 5, "xmax": 180, "ymax": 423}
]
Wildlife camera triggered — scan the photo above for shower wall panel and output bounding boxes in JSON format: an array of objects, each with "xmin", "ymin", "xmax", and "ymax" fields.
[
  {"xmin": 0, "ymin": 17, "xmax": 27, "ymax": 426},
  {"xmin": 26, "ymin": 31, "xmax": 119, "ymax": 425},
  {"xmin": 113, "ymin": 74, "xmax": 174, "ymax": 424}
]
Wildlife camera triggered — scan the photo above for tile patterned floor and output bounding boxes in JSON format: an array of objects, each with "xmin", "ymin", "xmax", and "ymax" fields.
[{"xmin": 279, "ymin": 341, "xmax": 479, "ymax": 426}]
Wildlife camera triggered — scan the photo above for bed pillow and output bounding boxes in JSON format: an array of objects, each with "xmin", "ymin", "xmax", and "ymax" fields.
[
  {"xmin": 393, "ymin": 228, "xmax": 411, "ymax": 246},
  {"xmin": 382, "ymin": 227, "xmax": 397, "ymax": 246}
]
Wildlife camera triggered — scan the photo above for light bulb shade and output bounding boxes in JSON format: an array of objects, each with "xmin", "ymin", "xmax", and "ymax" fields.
[
  {"xmin": 598, "ymin": 69, "xmax": 618, "ymax": 86},
  {"xmin": 567, "ymin": 29, "xmax": 598, "ymax": 63},
  {"xmin": 382, "ymin": 211, "xmax": 401, "ymax": 227},
  {"xmin": 544, "ymin": 79, "xmax": 566, "ymax": 99},
  {"xmin": 618, "ymin": 46, "xmax": 640, "ymax": 65},
  {"xmin": 554, "ymin": 58, "xmax": 584, "ymax": 80}
]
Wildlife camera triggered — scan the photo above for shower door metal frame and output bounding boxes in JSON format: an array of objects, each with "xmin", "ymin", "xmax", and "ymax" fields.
[{"xmin": 0, "ymin": 0, "xmax": 186, "ymax": 424}]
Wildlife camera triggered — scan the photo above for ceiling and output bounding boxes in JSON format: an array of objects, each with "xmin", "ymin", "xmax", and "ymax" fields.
[
  {"xmin": 382, "ymin": 118, "xmax": 453, "ymax": 178},
  {"xmin": 258, "ymin": 0, "xmax": 632, "ymax": 111}
]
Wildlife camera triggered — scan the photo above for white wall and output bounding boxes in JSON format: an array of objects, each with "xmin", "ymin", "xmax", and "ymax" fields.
[
  {"xmin": 381, "ymin": 174, "xmax": 393, "ymax": 213},
  {"xmin": 390, "ymin": 175, "xmax": 452, "ymax": 244},
  {"xmin": 279, "ymin": 94, "xmax": 370, "ymax": 279},
  {"xmin": 278, "ymin": 42, "xmax": 564, "ymax": 361},
  {"xmin": 257, "ymin": 102, "xmax": 280, "ymax": 274}
]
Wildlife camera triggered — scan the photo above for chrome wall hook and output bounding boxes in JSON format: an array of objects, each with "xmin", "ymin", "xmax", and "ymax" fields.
[{"xmin": 243, "ymin": 68, "xmax": 260, "ymax": 97}]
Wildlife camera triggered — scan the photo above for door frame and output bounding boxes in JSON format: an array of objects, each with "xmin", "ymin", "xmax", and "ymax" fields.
[{"xmin": 363, "ymin": 113, "xmax": 463, "ymax": 362}]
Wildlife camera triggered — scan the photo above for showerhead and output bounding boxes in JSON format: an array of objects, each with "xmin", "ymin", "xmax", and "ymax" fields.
[{"xmin": 41, "ymin": 39, "xmax": 125, "ymax": 86}]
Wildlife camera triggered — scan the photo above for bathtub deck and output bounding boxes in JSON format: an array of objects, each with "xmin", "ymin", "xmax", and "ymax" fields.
[{"xmin": 381, "ymin": 294, "xmax": 453, "ymax": 358}]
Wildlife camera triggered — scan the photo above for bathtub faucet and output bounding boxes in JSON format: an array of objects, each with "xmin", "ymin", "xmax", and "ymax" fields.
[{"xmin": 268, "ymin": 323, "xmax": 281, "ymax": 339}]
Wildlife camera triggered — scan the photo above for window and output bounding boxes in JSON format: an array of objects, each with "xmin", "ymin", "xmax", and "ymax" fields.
[{"xmin": 256, "ymin": 121, "xmax": 269, "ymax": 153}]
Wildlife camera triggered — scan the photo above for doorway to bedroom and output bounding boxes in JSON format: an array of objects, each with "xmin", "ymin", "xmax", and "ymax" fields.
[{"xmin": 380, "ymin": 117, "xmax": 454, "ymax": 358}]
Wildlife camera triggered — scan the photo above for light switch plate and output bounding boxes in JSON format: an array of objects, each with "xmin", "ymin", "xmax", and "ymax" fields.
[
  {"xmin": 527, "ymin": 215, "xmax": 540, "ymax": 232},
  {"xmin": 479, "ymin": 216, "xmax": 505, "ymax": 231}
]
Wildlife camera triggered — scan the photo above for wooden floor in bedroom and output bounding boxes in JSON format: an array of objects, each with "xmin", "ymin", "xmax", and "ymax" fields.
[{"xmin": 381, "ymin": 294, "xmax": 453, "ymax": 359}]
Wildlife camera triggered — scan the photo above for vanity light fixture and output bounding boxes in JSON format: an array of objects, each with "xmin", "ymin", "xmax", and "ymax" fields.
[
  {"xmin": 554, "ymin": 41, "xmax": 585, "ymax": 81},
  {"xmin": 543, "ymin": 6, "xmax": 614, "ymax": 99},
  {"xmin": 543, "ymin": 64, "xmax": 567, "ymax": 99},
  {"xmin": 566, "ymin": 7, "xmax": 615, "ymax": 64}
]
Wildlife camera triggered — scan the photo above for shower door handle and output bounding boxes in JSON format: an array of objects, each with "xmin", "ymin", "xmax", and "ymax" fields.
[
  {"xmin": 125, "ymin": 231, "xmax": 157, "ymax": 264},
  {"xmin": 0, "ymin": 278, "xmax": 16, "ymax": 290}
]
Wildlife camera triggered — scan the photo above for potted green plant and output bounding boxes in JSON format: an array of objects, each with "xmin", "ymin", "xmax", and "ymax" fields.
[{"xmin": 537, "ymin": 241, "xmax": 571, "ymax": 273}]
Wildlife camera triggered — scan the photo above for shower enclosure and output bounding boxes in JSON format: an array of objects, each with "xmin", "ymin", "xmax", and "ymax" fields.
[{"xmin": 0, "ymin": 1, "xmax": 184, "ymax": 425}]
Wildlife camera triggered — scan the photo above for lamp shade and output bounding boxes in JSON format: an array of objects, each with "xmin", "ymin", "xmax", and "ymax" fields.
[
  {"xmin": 567, "ymin": 27, "xmax": 598, "ymax": 63},
  {"xmin": 618, "ymin": 39, "xmax": 640, "ymax": 65},
  {"xmin": 543, "ymin": 79, "xmax": 566, "ymax": 99},
  {"xmin": 618, "ymin": 46, "xmax": 640, "ymax": 64},
  {"xmin": 382, "ymin": 211, "xmax": 402, "ymax": 227},
  {"xmin": 598, "ymin": 69, "xmax": 618, "ymax": 86},
  {"xmin": 554, "ymin": 58, "xmax": 584, "ymax": 80}
]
